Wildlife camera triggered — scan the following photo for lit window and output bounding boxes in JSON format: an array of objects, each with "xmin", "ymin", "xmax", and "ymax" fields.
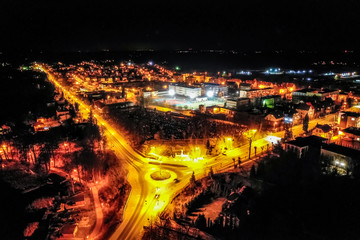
[{"xmin": 352, "ymin": 118, "xmax": 355, "ymax": 121}]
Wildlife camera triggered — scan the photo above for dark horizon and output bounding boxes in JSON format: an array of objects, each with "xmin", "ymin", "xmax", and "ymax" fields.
[{"xmin": 2, "ymin": 0, "xmax": 360, "ymax": 53}]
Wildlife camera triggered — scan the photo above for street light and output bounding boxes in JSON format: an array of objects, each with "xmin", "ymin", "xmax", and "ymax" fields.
[{"xmin": 245, "ymin": 129, "xmax": 257, "ymax": 159}]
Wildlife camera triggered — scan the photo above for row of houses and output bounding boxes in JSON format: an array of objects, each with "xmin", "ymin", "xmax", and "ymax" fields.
[{"xmin": 226, "ymin": 99, "xmax": 337, "ymax": 130}]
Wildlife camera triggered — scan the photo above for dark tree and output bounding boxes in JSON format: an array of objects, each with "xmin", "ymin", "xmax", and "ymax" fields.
[
  {"xmin": 195, "ymin": 214, "xmax": 207, "ymax": 229},
  {"xmin": 190, "ymin": 171, "xmax": 196, "ymax": 188},
  {"xmin": 209, "ymin": 167, "xmax": 214, "ymax": 178},
  {"xmin": 303, "ymin": 113, "xmax": 309, "ymax": 133},
  {"xmin": 250, "ymin": 164, "xmax": 256, "ymax": 178}
]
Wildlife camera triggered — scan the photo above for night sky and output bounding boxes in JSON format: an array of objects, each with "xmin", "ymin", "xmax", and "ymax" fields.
[{"xmin": 1, "ymin": 0, "xmax": 360, "ymax": 52}]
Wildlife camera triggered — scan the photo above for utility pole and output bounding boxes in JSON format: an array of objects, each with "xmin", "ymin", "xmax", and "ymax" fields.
[{"xmin": 248, "ymin": 138, "xmax": 252, "ymax": 159}]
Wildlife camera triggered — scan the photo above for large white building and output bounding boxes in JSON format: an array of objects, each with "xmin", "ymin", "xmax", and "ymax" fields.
[{"xmin": 169, "ymin": 84, "xmax": 201, "ymax": 98}]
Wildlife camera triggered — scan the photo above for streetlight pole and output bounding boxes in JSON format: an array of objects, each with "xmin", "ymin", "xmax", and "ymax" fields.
[
  {"xmin": 246, "ymin": 129, "xmax": 257, "ymax": 159},
  {"xmin": 248, "ymin": 138, "xmax": 252, "ymax": 159}
]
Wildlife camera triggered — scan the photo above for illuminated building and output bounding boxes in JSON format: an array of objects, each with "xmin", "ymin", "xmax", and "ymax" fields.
[
  {"xmin": 321, "ymin": 144, "xmax": 360, "ymax": 176},
  {"xmin": 264, "ymin": 112, "xmax": 284, "ymax": 129},
  {"xmin": 284, "ymin": 135, "xmax": 327, "ymax": 158},
  {"xmin": 312, "ymin": 124, "xmax": 333, "ymax": 139},
  {"xmin": 202, "ymin": 83, "xmax": 228, "ymax": 97},
  {"xmin": 225, "ymin": 98, "xmax": 238, "ymax": 110},
  {"xmin": 168, "ymin": 84, "xmax": 201, "ymax": 98},
  {"xmin": 225, "ymin": 98, "xmax": 251, "ymax": 110},
  {"xmin": 296, "ymin": 103, "xmax": 315, "ymax": 119},
  {"xmin": 33, "ymin": 118, "xmax": 61, "ymax": 132},
  {"xmin": 239, "ymin": 87, "xmax": 275, "ymax": 98},
  {"xmin": 338, "ymin": 111, "xmax": 360, "ymax": 129},
  {"xmin": 262, "ymin": 95, "xmax": 282, "ymax": 108},
  {"xmin": 292, "ymin": 88, "xmax": 339, "ymax": 104}
]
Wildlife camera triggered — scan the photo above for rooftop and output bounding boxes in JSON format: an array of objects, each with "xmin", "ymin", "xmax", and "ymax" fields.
[
  {"xmin": 322, "ymin": 143, "xmax": 360, "ymax": 159},
  {"xmin": 314, "ymin": 124, "xmax": 332, "ymax": 133},
  {"xmin": 341, "ymin": 111, "xmax": 360, "ymax": 117},
  {"xmin": 343, "ymin": 127, "xmax": 360, "ymax": 136},
  {"xmin": 286, "ymin": 135, "xmax": 327, "ymax": 147},
  {"xmin": 170, "ymin": 83, "xmax": 201, "ymax": 89}
]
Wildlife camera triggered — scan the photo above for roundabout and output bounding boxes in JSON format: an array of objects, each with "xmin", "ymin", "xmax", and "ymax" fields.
[
  {"xmin": 144, "ymin": 167, "xmax": 178, "ymax": 184},
  {"xmin": 150, "ymin": 170, "xmax": 171, "ymax": 180}
]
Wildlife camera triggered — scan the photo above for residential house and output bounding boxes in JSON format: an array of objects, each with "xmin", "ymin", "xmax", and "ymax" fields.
[
  {"xmin": 206, "ymin": 106, "xmax": 235, "ymax": 120},
  {"xmin": 292, "ymin": 88, "xmax": 339, "ymax": 104},
  {"xmin": 33, "ymin": 118, "xmax": 61, "ymax": 132},
  {"xmin": 321, "ymin": 143, "xmax": 360, "ymax": 176},
  {"xmin": 340, "ymin": 127, "xmax": 360, "ymax": 150},
  {"xmin": 338, "ymin": 111, "xmax": 360, "ymax": 129},
  {"xmin": 314, "ymin": 98, "xmax": 336, "ymax": 117},
  {"xmin": 284, "ymin": 135, "xmax": 327, "ymax": 158},
  {"xmin": 296, "ymin": 102, "xmax": 315, "ymax": 119},
  {"xmin": 312, "ymin": 124, "xmax": 333, "ymax": 140},
  {"xmin": 264, "ymin": 111, "xmax": 284, "ymax": 130}
]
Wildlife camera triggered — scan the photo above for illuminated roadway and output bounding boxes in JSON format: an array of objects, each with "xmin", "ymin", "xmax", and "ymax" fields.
[{"xmin": 35, "ymin": 63, "xmax": 338, "ymax": 239}]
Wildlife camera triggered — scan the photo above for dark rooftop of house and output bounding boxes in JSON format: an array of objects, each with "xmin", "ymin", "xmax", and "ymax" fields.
[
  {"xmin": 202, "ymin": 82, "xmax": 222, "ymax": 86},
  {"xmin": 318, "ymin": 89, "xmax": 339, "ymax": 94},
  {"xmin": 322, "ymin": 143, "xmax": 360, "ymax": 159},
  {"xmin": 286, "ymin": 135, "xmax": 327, "ymax": 147},
  {"xmin": 296, "ymin": 103, "xmax": 312, "ymax": 111},
  {"xmin": 294, "ymin": 88, "xmax": 337, "ymax": 94},
  {"xmin": 171, "ymin": 83, "xmax": 201, "ymax": 88},
  {"xmin": 343, "ymin": 127, "xmax": 360, "ymax": 136},
  {"xmin": 314, "ymin": 124, "xmax": 332, "ymax": 133},
  {"xmin": 341, "ymin": 111, "xmax": 360, "ymax": 117}
]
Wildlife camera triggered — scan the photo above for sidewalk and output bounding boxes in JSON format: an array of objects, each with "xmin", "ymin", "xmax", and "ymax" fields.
[{"xmin": 88, "ymin": 184, "xmax": 103, "ymax": 239}]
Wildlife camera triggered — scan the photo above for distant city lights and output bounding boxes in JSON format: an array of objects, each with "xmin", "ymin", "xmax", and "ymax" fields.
[{"xmin": 236, "ymin": 70, "xmax": 252, "ymax": 75}]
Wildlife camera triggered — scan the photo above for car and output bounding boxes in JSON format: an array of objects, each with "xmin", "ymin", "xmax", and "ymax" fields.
[
  {"xmin": 155, "ymin": 194, "xmax": 160, "ymax": 199},
  {"xmin": 173, "ymin": 178, "xmax": 180, "ymax": 183}
]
